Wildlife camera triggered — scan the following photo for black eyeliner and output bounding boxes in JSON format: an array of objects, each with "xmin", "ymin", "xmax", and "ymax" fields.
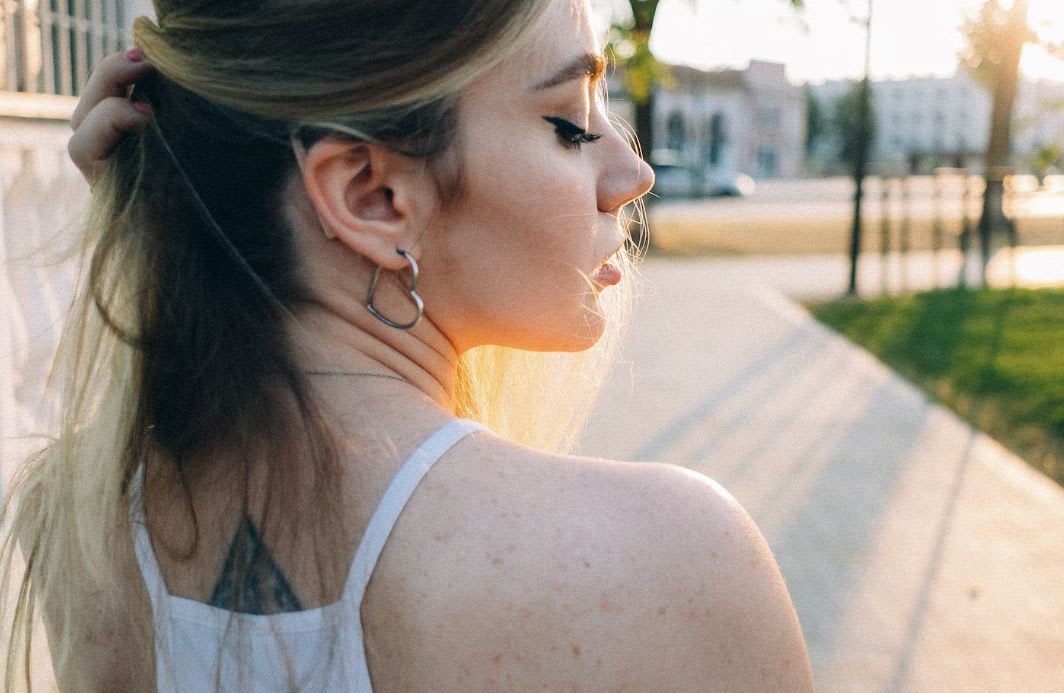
[{"xmin": 543, "ymin": 116, "xmax": 603, "ymax": 149}]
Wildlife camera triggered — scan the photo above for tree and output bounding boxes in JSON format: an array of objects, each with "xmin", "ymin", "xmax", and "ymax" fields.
[
  {"xmin": 607, "ymin": 0, "xmax": 804, "ymax": 249},
  {"xmin": 845, "ymin": 0, "xmax": 874, "ymax": 297},
  {"xmin": 610, "ymin": 0, "xmax": 804, "ymax": 161},
  {"xmin": 804, "ymin": 85, "xmax": 826, "ymax": 158},
  {"xmin": 957, "ymin": 0, "xmax": 1062, "ymax": 285},
  {"xmin": 957, "ymin": 0, "xmax": 1036, "ymax": 91},
  {"xmin": 1031, "ymin": 143, "xmax": 1061, "ymax": 183},
  {"xmin": 611, "ymin": 1, "xmax": 666, "ymax": 164},
  {"xmin": 832, "ymin": 81, "xmax": 878, "ymax": 170}
]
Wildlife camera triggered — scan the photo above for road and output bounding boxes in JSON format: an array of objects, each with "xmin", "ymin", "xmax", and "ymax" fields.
[
  {"xmin": 660, "ymin": 175, "xmax": 1064, "ymax": 221},
  {"xmin": 651, "ymin": 176, "xmax": 1064, "ymax": 257}
]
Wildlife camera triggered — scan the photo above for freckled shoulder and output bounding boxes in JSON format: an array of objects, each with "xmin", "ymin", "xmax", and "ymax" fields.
[{"xmin": 360, "ymin": 436, "xmax": 731, "ymax": 691}]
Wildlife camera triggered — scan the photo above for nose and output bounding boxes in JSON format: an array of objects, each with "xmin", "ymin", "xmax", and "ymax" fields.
[{"xmin": 597, "ymin": 123, "xmax": 655, "ymax": 214}]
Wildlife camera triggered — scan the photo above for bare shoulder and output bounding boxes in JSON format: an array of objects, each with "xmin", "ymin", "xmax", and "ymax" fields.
[
  {"xmin": 576, "ymin": 459, "xmax": 813, "ymax": 691},
  {"xmin": 367, "ymin": 442, "xmax": 812, "ymax": 691},
  {"xmin": 626, "ymin": 462, "xmax": 814, "ymax": 690}
]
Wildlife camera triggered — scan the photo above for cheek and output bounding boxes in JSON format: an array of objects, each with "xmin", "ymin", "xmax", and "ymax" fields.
[
  {"xmin": 423, "ymin": 141, "xmax": 604, "ymax": 350},
  {"xmin": 469, "ymin": 133, "xmax": 597, "ymax": 268},
  {"xmin": 425, "ymin": 191, "xmax": 608, "ymax": 347}
]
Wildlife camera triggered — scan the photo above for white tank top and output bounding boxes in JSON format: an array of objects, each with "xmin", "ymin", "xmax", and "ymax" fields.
[{"xmin": 128, "ymin": 418, "xmax": 486, "ymax": 692}]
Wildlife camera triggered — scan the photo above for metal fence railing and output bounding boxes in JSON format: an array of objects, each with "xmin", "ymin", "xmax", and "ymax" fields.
[
  {"xmin": 871, "ymin": 170, "xmax": 1064, "ymax": 294},
  {"xmin": 2, "ymin": 0, "xmax": 127, "ymax": 96}
]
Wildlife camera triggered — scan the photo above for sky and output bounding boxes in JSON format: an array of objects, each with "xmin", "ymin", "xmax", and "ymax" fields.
[{"xmin": 593, "ymin": 0, "xmax": 1064, "ymax": 85}]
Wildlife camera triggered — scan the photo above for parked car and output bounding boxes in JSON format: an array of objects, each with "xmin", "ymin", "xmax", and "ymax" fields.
[
  {"xmin": 704, "ymin": 171, "xmax": 757, "ymax": 197},
  {"xmin": 650, "ymin": 153, "xmax": 756, "ymax": 198},
  {"xmin": 650, "ymin": 161, "xmax": 702, "ymax": 198}
]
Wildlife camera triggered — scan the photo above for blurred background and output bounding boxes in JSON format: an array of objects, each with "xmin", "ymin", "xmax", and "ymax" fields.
[
  {"xmin": 575, "ymin": 5, "xmax": 1064, "ymax": 690},
  {"xmin": 590, "ymin": 0, "xmax": 1062, "ymax": 285}
]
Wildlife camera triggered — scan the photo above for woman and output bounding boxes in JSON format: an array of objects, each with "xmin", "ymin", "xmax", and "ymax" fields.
[{"xmin": 4, "ymin": 0, "xmax": 813, "ymax": 690}]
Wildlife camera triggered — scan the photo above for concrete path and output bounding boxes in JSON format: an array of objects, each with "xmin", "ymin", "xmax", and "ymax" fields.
[{"xmin": 575, "ymin": 256, "xmax": 1064, "ymax": 693}]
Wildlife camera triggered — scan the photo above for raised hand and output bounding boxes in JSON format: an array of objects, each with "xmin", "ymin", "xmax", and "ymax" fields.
[{"xmin": 68, "ymin": 48, "xmax": 155, "ymax": 185}]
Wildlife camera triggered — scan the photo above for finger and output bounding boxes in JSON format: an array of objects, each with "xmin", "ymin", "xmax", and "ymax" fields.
[
  {"xmin": 72, "ymin": 49, "xmax": 155, "ymax": 131},
  {"xmin": 68, "ymin": 96, "xmax": 152, "ymax": 184}
]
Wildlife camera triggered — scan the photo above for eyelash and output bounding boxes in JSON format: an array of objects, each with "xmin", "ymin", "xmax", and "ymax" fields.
[{"xmin": 543, "ymin": 116, "xmax": 603, "ymax": 150}]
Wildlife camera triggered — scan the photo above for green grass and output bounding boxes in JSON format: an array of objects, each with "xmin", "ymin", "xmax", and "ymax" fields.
[{"xmin": 809, "ymin": 288, "xmax": 1064, "ymax": 487}]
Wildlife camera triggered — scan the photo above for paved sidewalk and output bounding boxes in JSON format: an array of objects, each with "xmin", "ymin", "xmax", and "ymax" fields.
[{"xmin": 576, "ymin": 256, "xmax": 1064, "ymax": 693}]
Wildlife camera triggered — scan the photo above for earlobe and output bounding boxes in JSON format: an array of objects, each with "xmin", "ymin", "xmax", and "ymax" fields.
[{"xmin": 297, "ymin": 137, "xmax": 418, "ymax": 270}]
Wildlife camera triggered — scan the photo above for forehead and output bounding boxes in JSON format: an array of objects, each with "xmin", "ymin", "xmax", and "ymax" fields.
[
  {"xmin": 472, "ymin": 0, "xmax": 598, "ymax": 94},
  {"xmin": 524, "ymin": 0, "xmax": 598, "ymax": 81}
]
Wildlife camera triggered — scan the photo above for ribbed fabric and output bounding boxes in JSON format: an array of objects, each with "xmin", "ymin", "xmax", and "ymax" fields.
[{"xmin": 129, "ymin": 418, "xmax": 486, "ymax": 692}]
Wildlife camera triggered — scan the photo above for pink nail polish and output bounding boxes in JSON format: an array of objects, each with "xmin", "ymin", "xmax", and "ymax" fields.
[
  {"xmin": 125, "ymin": 47, "xmax": 144, "ymax": 62},
  {"xmin": 133, "ymin": 101, "xmax": 152, "ymax": 116}
]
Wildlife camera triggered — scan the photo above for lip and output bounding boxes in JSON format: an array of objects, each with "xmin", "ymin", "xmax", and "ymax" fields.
[
  {"xmin": 590, "ymin": 240, "xmax": 625, "ymax": 286},
  {"xmin": 591, "ymin": 261, "xmax": 622, "ymax": 286},
  {"xmin": 590, "ymin": 233, "xmax": 626, "ymax": 286}
]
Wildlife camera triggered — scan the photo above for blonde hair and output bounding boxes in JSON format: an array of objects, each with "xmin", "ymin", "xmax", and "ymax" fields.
[{"xmin": 1, "ymin": 0, "xmax": 644, "ymax": 688}]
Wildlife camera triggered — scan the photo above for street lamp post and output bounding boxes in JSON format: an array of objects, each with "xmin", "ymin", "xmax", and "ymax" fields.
[{"xmin": 847, "ymin": 0, "xmax": 874, "ymax": 296}]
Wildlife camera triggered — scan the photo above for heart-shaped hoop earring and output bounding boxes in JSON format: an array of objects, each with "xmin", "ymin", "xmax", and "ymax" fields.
[{"xmin": 366, "ymin": 249, "xmax": 424, "ymax": 330}]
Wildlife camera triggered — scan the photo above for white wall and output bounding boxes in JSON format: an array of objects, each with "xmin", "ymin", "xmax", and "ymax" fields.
[
  {"xmin": 649, "ymin": 62, "xmax": 805, "ymax": 179},
  {"xmin": 126, "ymin": 0, "xmax": 157, "ymax": 31},
  {"xmin": 0, "ymin": 118, "xmax": 87, "ymax": 484}
]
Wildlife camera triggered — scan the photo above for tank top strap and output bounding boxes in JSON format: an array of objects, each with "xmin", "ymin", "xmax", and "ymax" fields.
[
  {"xmin": 128, "ymin": 466, "xmax": 166, "ymax": 595},
  {"xmin": 342, "ymin": 418, "xmax": 487, "ymax": 605},
  {"xmin": 127, "ymin": 465, "xmax": 178, "ymax": 656}
]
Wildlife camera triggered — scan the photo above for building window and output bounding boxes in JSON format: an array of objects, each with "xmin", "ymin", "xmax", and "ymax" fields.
[
  {"xmin": 666, "ymin": 112, "xmax": 686, "ymax": 154},
  {"xmin": 705, "ymin": 112, "xmax": 727, "ymax": 167},
  {"xmin": 756, "ymin": 144, "xmax": 777, "ymax": 177},
  {"xmin": 2, "ymin": 0, "xmax": 127, "ymax": 96}
]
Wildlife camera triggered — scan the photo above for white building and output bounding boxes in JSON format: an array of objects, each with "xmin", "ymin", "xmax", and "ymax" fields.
[
  {"xmin": 810, "ymin": 72, "xmax": 1064, "ymax": 174},
  {"xmin": 1015, "ymin": 78, "xmax": 1064, "ymax": 166},
  {"xmin": 608, "ymin": 60, "xmax": 806, "ymax": 179}
]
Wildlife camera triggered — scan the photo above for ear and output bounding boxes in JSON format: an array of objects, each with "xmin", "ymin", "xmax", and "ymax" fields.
[{"xmin": 298, "ymin": 138, "xmax": 429, "ymax": 270}]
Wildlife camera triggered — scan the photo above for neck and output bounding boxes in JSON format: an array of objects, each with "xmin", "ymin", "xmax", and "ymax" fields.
[{"xmin": 286, "ymin": 297, "xmax": 460, "ymax": 413}]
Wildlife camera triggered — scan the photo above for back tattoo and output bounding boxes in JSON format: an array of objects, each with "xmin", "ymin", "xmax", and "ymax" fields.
[{"xmin": 209, "ymin": 517, "xmax": 304, "ymax": 614}]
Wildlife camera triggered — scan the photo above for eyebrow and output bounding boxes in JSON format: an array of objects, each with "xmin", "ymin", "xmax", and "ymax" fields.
[{"xmin": 533, "ymin": 52, "xmax": 607, "ymax": 91}]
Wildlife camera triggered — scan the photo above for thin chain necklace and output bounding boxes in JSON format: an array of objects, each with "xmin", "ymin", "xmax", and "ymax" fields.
[{"xmin": 304, "ymin": 370, "xmax": 413, "ymax": 386}]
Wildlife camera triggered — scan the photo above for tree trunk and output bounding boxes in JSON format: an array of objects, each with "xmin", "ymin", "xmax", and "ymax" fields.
[
  {"xmin": 629, "ymin": 93, "xmax": 656, "ymax": 253},
  {"xmin": 849, "ymin": 0, "xmax": 874, "ymax": 297},
  {"xmin": 848, "ymin": 76, "xmax": 872, "ymax": 296},
  {"xmin": 627, "ymin": 1, "xmax": 660, "ymax": 254},
  {"xmin": 634, "ymin": 94, "xmax": 655, "ymax": 161},
  {"xmin": 977, "ymin": 0, "xmax": 1027, "ymax": 286}
]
